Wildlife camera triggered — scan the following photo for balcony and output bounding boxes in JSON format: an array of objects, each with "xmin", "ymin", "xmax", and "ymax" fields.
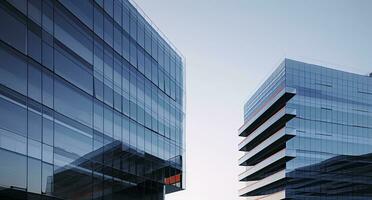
[{"xmin": 239, "ymin": 87, "xmax": 296, "ymax": 137}]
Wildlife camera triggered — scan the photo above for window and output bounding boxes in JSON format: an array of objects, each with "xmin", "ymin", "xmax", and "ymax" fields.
[
  {"xmin": 28, "ymin": 25, "xmax": 42, "ymax": 62},
  {"xmin": 94, "ymin": 4, "xmax": 104, "ymax": 39},
  {"xmin": 42, "ymin": 69, "xmax": 54, "ymax": 108},
  {"xmin": 55, "ymin": 77, "xmax": 93, "ymax": 127},
  {"xmin": 42, "ymin": 163, "xmax": 53, "ymax": 194},
  {"xmin": 42, "ymin": 0, "xmax": 53, "ymax": 34},
  {"xmin": 59, "ymin": 0, "xmax": 93, "ymax": 29},
  {"xmin": 54, "ymin": 4, "xmax": 93, "ymax": 64},
  {"xmin": 113, "ymin": 111, "xmax": 121, "ymax": 141},
  {"xmin": 138, "ymin": 47, "xmax": 145, "ymax": 74},
  {"xmin": 0, "ymin": 128, "xmax": 26, "ymax": 155},
  {"xmin": 122, "ymin": 116, "xmax": 129, "ymax": 145},
  {"xmin": 114, "ymin": 24, "xmax": 122, "ymax": 54},
  {"xmin": 122, "ymin": 33, "xmax": 130, "ymax": 61},
  {"xmin": 104, "ymin": 14, "xmax": 113, "ymax": 47},
  {"xmin": 28, "ymin": 138, "xmax": 41, "ymax": 159},
  {"xmin": 0, "ymin": 149, "xmax": 27, "ymax": 189},
  {"xmin": 55, "ymin": 43, "xmax": 93, "ymax": 95},
  {"xmin": 130, "ymin": 13, "xmax": 137, "ymax": 40},
  {"xmin": 0, "ymin": 4, "xmax": 27, "ymax": 53},
  {"xmin": 28, "ymin": 61, "xmax": 42, "ymax": 102},
  {"xmin": 129, "ymin": 39, "xmax": 137, "ymax": 67},
  {"xmin": 28, "ymin": 0, "xmax": 42, "ymax": 25},
  {"xmin": 42, "ymin": 114, "xmax": 53, "ymax": 146},
  {"xmin": 104, "ymin": 0, "xmax": 113, "ymax": 17},
  {"xmin": 42, "ymin": 42, "xmax": 53, "ymax": 71},
  {"xmin": 94, "ymin": 78, "xmax": 104, "ymax": 101},
  {"xmin": 27, "ymin": 158, "xmax": 41, "ymax": 194},
  {"xmin": 113, "ymin": 0, "xmax": 122, "ymax": 25},
  {"xmin": 94, "ymin": 99, "xmax": 103, "ymax": 132},
  {"xmin": 54, "ymin": 121, "xmax": 92, "ymax": 157},
  {"xmin": 104, "ymin": 105, "xmax": 113, "ymax": 137},
  {"xmin": 122, "ymin": 6, "xmax": 130, "ymax": 34},
  {"xmin": 0, "ymin": 97, "xmax": 27, "ymax": 137},
  {"xmin": 28, "ymin": 106, "xmax": 42, "ymax": 141},
  {"xmin": 0, "ymin": 44, "xmax": 27, "ymax": 95}
]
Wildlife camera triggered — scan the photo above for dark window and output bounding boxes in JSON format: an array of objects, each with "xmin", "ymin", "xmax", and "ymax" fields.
[
  {"xmin": 104, "ymin": 13, "xmax": 113, "ymax": 47},
  {"xmin": 28, "ymin": 106, "xmax": 42, "ymax": 142},
  {"xmin": 0, "ymin": 44, "xmax": 27, "ymax": 95},
  {"xmin": 129, "ymin": 38, "xmax": 137, "ymax": 67},
  {"xmin": 122, "ymin": 6, "xmax": 130, "ymax": 34},
  {"xmin": 42, "ymin": 42, "xmax": 53, "ymax": 70},
  {"xmin": 130, "ymin": 13, "xmax": 137, "ymax": 40},
  {"xmin": 0, "ymin": 3, "xmax": 27, "ymax": 53},
  {"xmin": 54, "ymin": 4, "xmax": 93, "ymax": 63},
  {"xmin": 104, "ymin": 83, "xmax": 113, "ymax": 107},
  {"xmin": 113, "ymin": 0, "xmax": 122, "ymax": 25},
  {"xmin": 94, "ymin": 4, "xmax": 103, "ymax": 39},
  {"xmin": 7, "ymin": 0, "xmax": 27, "ymax": 14},
  {"xmin": 59, "ymin": 0, "xmax": 93, "ymax": 29},
  {"xmin": 138, "ymin": 47, "xmax": 145, "ymax": 74},
  {"xmin": 55, "ymin": 43, "xmax": 93, "ymax": 95},
  {"xmin": 54, "ymin": 77, "xmax": 93, "ymax": 127},
  {"xmin": 0, "ymin": 97, "xmax": 27, "ymax": 137},
  {"xmin": 42, "ymin": 163, "xmax": 53, "ymax": 195},
  {"xmin": 122, "ymin": 32, "xmax": 130, "ymax": 61},
  {"xmin": 94, "ymin": 99, "xmax": 103, "ymax": 132},
  {"xmin": 113, "ymin": 111, "xmax": 121, "ymax": 141},
  {"xmin": 104, "ymin": 0, "xmax": 113, "ymax": 17},
  {"xmin": 104, "ymin": 105, "xmax": 113, "ymax": 137},
  {"xmin": 28, "ymin": 61, "xmax": 42, "ymax": 102},
  {"xmin": 42, "ymin": 0, "xmax": 53, "ymax": 34},
  {"xmin": 94, "ymin": 78, "xmax": 104, "ymax": 101},
  {"xmin": 42, "ymin": 69, "xmax": 54, "ymax": 108},
  {"xmin": 42, "ymin": 115, "xmax": 53, "ymax": 146},
  {"xmin": 28, "ymin": 0, "xmax": 41, "ymax": 25},
  {"xmin": 0, "ymin": 149, "xmax": 27, "ymax": 189},
  {"xmin": 114, "ymin": 24, "xmax": 122, "ymax": 54},
  {"xmin": 28, "ymin": 23, "xmax": 42, "ymax": 62}
]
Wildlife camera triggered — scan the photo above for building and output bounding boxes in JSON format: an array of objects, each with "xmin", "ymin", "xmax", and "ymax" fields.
[
  {"xmin": 238, "ymin": 59, "xmax": 372, "ymax": 199},
  {"xmin": 0, "ymin": 0, "xmax": 185, "ymax": 199}
]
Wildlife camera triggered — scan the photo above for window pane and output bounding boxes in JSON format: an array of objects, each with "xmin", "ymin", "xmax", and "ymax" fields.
[
  {"xmin": 0, "ymin": 128, "xmax": 26, "ymax": 155},
  {"xmin": 55, "ymin": 44, "xmax": 93, "ymax": 95},
  {"xmin": 42, "ymin": 69, "xmax": 54, "ymax": 108},
  {"xmin": 55, "ymin": 77, "xmax": 93, "ymax": 127},
  {"xmin": 28, "ymin": 61, "xmax": 42, "ymax": 102},
  {"xmin": 28, "ymin": 107, "xmax": 42, "ymax": 142},
  {"xmin": 59, "ymin": 0, "xmax": 93, "ymax": 29},
  {"xmin": 0, "ymin": 149, "xmax": 27, "ymax": 189},
  {"xmin": 0, "ymin": 44, "xmax": 27, "ymax": 95},
  {"xmin": 27, "ymin": 157, "xmax": 42, "ymax": 194},
  {"xmin": 0, "ymin": 96, "xmax": 27, "ymax": 137},
  {"xmin": 54, "ymin": 4, "xmax": 93, "ymax": 63},
  {"xmin": 0, "ymin": 4, "xmax": 26, "ymax": 52}
]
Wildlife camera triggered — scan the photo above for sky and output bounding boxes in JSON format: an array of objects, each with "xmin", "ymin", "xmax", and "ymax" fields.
[{"xmin": 132, "ymin": 0, "xmax": 372, "ymax": 199}]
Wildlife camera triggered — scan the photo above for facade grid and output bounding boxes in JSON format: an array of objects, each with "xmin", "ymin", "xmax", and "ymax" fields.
[
  {"xmin": 0, "ymin": 0, "xmax": 185, "ymax": 199},
  {"xmin": 239, "ymin": 59, "xmax": 372, "ymax": 199}
]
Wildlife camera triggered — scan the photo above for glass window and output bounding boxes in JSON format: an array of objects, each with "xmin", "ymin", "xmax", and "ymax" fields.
[
  {"xmin": 28, "ymin": 26, "xmax": 42, "ymax": 62},
  {"xmin": 104, "ymin": 45, "xmax": 113, "ymax": 81},
  {"xmin": 138, "ymin": 48, "xmax": 145, "ymax": 74},
  {"xmin": 28, "ymin": 157, "xmax": 42, "ymax": 194},
  {"xmin": 0, "ymin": 126, "xmax": 25, "ymax": 157},
  {"xmin": 0, "ymin": 149, "xmax": 27, "ymax": 189},
  {"xmin": 28, "ymin": 0, "xmax": 41, "ymax": 25},
  {"xmin": 122, "ymin": 6, "xmax": 130, "ymax": 33},
  {"xmin": 42, "ymin": 115, "xmax": 53, "ymax": 146},
  {"xmin": 0, "ymin": 4, "xmax": 27, "ymax": 53},
  {"xmin": 94, "ymin": 78, "xmax": 104, "ymax": 101},
  {"xmin": 94, "ymin": 99, "xmax": 103, "ymax": 132},
  {"xmin": 28, "ymin": 107, "xmax": 42, "ymax": 142},
  {"xmin": 42, "ymin": 163, "xmax": 53, "ymax": 195},
  {"xmin": 28, "ymin": 61, "xmax": 42, "ymax": 102},
  {"xmin": 122, "ymin": 116, "xmax": 129, "ymax": 145},
  {"xmin": 114, "ymin": 111, "xmax": 121, "ymax": 141},
  {"xmin": 7, "ymin": 0, "xmax": 27, "ymax": 14},
  {"xmin": 104, "ymin": 13, "xmax": 113, "ymax": 47},
  {"xmin": 129, "ymin": 39, "xmax": 137, "ymax": 67},
  {"xmin": 104, "ymin": 83, "xmax": 113, "ymax": 107},
  {"xmin": 104, "ymin": 0, "xmax": 113, "ymax": 17},
  {"xmin": 54, "ymin": 121, "xmax": 92, "ymax": 157},
  {"xmin": 42, "ymin": 0, "xmax": 53, "ymax": 34},
  {"xmin": 42, "ymin": 42, "xmax": 54, "ymax": 71},
  {"xmin": 94, "ymin": 4, "xmax": 103, "ymax": 39},
  {"xmin": 0, "ymin": 97, "xmax": 27, "ymax": 137},
  {"xmin": 0, "ymin": 44, "xmax": 27, "ymax": 95},
  {"xmin": 28, "ymin": 138, "xmax": 41, "ymax": 159},
  {"xmin": 54, "ymin": 4, "xmax": 93, "ymax": 64},
  {"xmin": 59, "ymin": 0, "xmax": 93, "ymax": 29},
  {"xmin": 42, "ymin": 144, "xmax": 53, "ymax": 164},
  {"xmin": 122, "ymin": 33, "xmax": 130, "ymax": 61},
  {"xmin": 55, "ymin": 77, "xmax": 93, "ymax": 127},
  {"xmin": 113, "ymin": 0, "xmax": 122, "ymax": 25},
  {"xmin": 42, "ymin": 69, "xmax": 54, "ymax": 108},
  {"xmin": 114, "ymin": 24, "xmax": 122, "ymax": 54},
  {"xmin": 54, "ymin": 44, "xmax": 93, "ymax": 95},
  {"xmin": 130, "ymin": 13, "xmax": 137, "ymax": 40},
  {"xmin": 104, "ymin": 105, "xmax": 113, "ymax": 137}
]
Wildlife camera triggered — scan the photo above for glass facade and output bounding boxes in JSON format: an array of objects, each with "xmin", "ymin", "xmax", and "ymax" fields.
[
  {"xmin": 239, "ymin": 59, "xmax": 372, "ymax": 199},
  {"xmin": 0, "ymin": 0, "xmax": 185, "ymax": 199}
]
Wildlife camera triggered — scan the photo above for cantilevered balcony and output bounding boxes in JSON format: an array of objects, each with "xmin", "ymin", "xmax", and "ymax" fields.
[
  {"xmin": 239, "ymin": 148, "xmax": 295, "ymax": 181},
  {"xmin": 239, "ymin": 170, "xmax": 287, "ymax": 197},
  {"xmin": 239, "ymin": 127, "xmax": 296, "ymax": 166},
  {"xmin": 239, "ymin": 108, "xmax": 296, "ymax": 152},
  {"xmin": 239, "ymin": 87, "xmax": 296, "ymax": 137}
]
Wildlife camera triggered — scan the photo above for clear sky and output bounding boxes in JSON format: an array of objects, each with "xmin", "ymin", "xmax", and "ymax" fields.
[{"xmin": 133, "ymin": 0, "xmax": 372, "ymax": 199}]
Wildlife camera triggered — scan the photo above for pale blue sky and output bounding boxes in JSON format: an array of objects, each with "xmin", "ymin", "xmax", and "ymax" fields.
[{"xmin": 133, "ymin": 1, "xmax": 372, "ymax": 199}]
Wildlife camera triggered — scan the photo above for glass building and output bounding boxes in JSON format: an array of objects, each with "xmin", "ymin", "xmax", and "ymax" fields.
[
  {"xmin": 238, "ymin": 59, "xmax": 372, "ymax": 199},
  {"xmin": 0, "ymin": 0, "xmax": 185, "ymax": 199}
]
